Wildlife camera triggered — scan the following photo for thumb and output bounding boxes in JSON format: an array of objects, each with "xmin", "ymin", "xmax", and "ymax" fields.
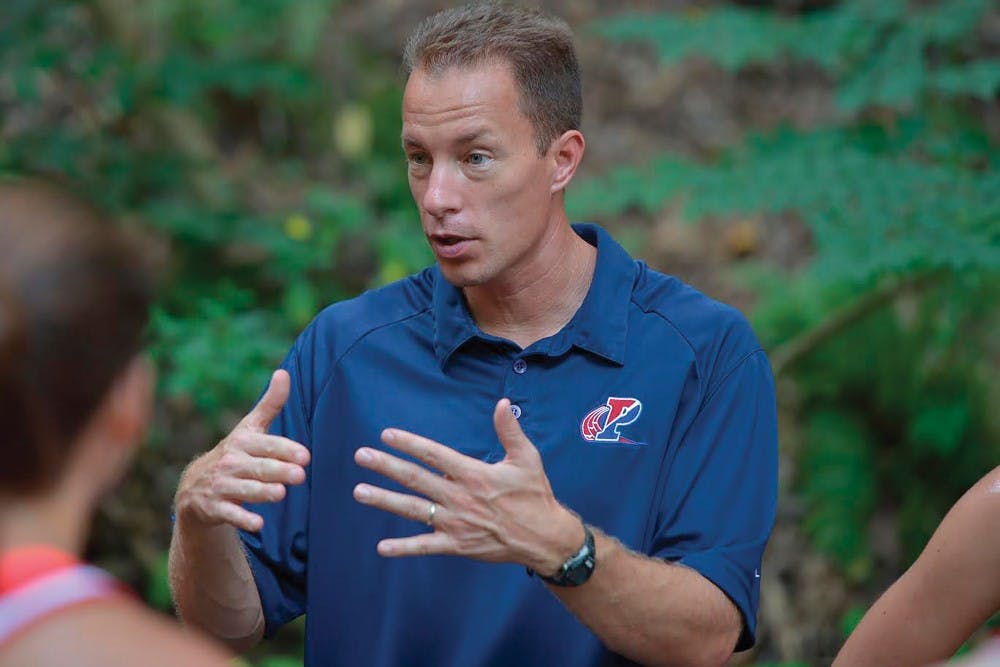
[
  {"xmin": 240, "ymin": 369, "xmax": 290, "ymax": 432},
  {"xmin": 493, "ymin": 398, "xmax": 536, "ymax": 461}
]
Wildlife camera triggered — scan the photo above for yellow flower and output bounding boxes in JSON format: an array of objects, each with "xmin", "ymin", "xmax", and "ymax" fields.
[
  {"xmin": 333, "ymin": 103, "xmax": 374, "ymax": 160},
  {"xmin": 284, "ymin": 214, "xmax": 312, "ymax": 241}
]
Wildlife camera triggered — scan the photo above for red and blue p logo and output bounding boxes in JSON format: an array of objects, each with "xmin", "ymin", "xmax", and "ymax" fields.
[{"xmin": 581, "ymin": 397, "xmax": 644, "ymax": 444}]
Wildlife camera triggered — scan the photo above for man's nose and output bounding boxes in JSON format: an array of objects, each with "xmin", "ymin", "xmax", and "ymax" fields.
[{"xmin": 421, "ymin": 163, "xmax": 461, "ymax": 218}]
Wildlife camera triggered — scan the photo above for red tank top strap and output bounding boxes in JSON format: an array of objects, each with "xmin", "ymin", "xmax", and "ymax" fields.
[
  {"xmin": 0, "ymin": 546, "xmax": 127, "ymax": 648},
  {"xmin": 0, "ymin": 545, "xmax": 78, "ymax": 594}
]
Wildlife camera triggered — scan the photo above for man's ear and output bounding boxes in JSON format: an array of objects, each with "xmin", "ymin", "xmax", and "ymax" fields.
[{"xmin": 550, "ymin": 129, "xmax": 585, "ymax": 194}]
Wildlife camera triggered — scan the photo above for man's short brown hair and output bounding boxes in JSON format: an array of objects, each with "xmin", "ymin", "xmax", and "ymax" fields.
[{"xmin": 402, "ymin": 2, "xmax": 581, "ymax": 154}]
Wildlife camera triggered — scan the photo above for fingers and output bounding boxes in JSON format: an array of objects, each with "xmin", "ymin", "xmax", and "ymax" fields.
[
  {"xmin": 377, "ymin": 532, "xmax": 453, "ymax": 558},
  {"xmin": 221, "ymin": 450, "xmax": 305, "ymax": 485},
  {"xmin": 214, "ymin": 477, "xmax": 289, "ymax": 504},
  {"xmin": 493, "ymin": 398, "xmax": 535, "ymax": 460},
  {"xmin": 239, "ymin": 433, "xmax": 311, "ymax": 467},
  {"xmin": 354, "ymin": 483, "xmax": 436, "ymax": 526},
  {"xmin": 355, "ymin": 446, "xmax": 447, "ymax": 499},
  {"xmin": 175, "ymin": 428, "xmax": 309, "ymax": 532},
  {"xmin": 379, "ymin": 428, "xmax": 472, "ymax": 478},
  {"xmin": 205, "ymin": 501, "xmax": 266, "ymax": 533},
  {"xmin": 239, "ymin": 369, "xmax": 291, "ymax": 433}
]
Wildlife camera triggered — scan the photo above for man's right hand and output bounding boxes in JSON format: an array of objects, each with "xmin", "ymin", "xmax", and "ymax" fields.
[{"xmin": 174, "ymin": 369, "xmax": 311, "ymax": 532}]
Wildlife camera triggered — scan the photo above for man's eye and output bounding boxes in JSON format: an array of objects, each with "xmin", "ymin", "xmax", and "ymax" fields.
[
  {"xmin": 408, "ymin": 153, "xmax": 428, "ymax": 166},
  {"xmin": 467, "ymin": 152, "xmax": 490, "ymax": 166}
]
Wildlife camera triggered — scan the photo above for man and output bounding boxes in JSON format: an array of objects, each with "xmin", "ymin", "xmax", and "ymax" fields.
[{"xmin": 169, "ymin": 4, "xmax": 777, "ymax": 666}]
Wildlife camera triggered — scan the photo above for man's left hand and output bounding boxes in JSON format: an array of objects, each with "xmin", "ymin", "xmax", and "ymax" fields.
[{"xmin": 353, "ymin": 398, "xmax": 582, "ymax": 575}]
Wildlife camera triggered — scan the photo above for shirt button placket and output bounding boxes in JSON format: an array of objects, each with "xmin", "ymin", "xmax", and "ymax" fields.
[{"xmin": 507, "ymin": 358, "xmax": 527, "ymax": 421}]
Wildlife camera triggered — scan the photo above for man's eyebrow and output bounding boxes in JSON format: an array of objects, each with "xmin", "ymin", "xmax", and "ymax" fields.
[
  {"xmin": 401, "ymin": 128, "xmax": 496, "ymax": 149},
  {"xmin": 454, "ymin": 128, "xmax": 495, "ymax": 144}
]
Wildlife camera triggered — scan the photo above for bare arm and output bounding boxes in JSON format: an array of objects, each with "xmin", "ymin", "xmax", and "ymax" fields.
[
  {"xmin": 833, "ymin": 466, "xmax": 1000, "ymax": 667},
  {"xmin": 553, "ymin": 528, "xmax": 741, "ymax": 666},
  {"xmin": 168, "ymin": 370, "xmax": 310, "ymax": 652},
  {"xmin": 168, "ymin": 518, "xmax": 264, "ymax": 652},
  {"xmin": 353, "ymin": 398, "xmax": 741, "ymax": 667}
]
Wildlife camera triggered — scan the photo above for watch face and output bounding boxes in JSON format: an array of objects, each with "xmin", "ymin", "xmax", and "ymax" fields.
[
  {"xmin": 565, "ymin": 555, "xmax": 596, "ymax": 586},
  {"xmin": 533, "ymin": 524, "xmax": 596, "ymax": 587}
]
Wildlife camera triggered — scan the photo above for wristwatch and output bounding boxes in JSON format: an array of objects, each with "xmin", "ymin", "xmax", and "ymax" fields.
[{"xmin": 527, "ymin": 523, "xmax": 596, "ymax": 587}]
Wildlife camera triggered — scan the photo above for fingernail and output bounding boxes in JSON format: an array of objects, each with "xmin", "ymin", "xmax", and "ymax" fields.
[
  {"xmin": 354, "ymin": 484, "xmax": 370, "ymax": 500},
  {"xmin": 356, "ymin": 448, "xmax": 373, "ymax": 463},
  {"xmin": 382, "ymin": 429, "xmax": 396, "ymax": 443}
]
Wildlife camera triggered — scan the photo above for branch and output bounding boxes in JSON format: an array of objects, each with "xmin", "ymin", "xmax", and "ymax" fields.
[{"xmin": 770, "ymin": 271, "xmax": 940, "ymax": 377}]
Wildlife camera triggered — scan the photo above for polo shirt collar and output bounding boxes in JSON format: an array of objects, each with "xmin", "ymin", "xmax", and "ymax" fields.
[{"xmin": 432, "ymin": 223, "xmax": 634, "ymax": 367}]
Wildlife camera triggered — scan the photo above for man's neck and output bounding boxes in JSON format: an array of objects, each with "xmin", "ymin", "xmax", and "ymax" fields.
[{"xmin": 464, "ymin": 224, "xmax": 597, "ymax": 350}]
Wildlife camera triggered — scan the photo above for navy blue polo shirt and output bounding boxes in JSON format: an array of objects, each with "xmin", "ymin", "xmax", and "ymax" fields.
[{"xmin": 241, "ymin": 223, "xmax": 777, "ymax": 667}]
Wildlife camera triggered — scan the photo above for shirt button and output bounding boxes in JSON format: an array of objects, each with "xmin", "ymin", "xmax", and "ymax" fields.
[
  {"xmin": 513, "ymin": 359, "xmax": 527, "ymax": 374},
  {"xmin": 510, "ymin": 404, "xmax": 522, "ymax": 419}
]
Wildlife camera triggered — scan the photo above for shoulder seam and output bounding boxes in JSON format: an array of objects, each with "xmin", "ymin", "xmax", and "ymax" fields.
[
  {"xmin": 701, "ymin": 348, "xmax": 766, "ymax": 407},
  {"xmin": 630, "ymin": 296, "xmax": 703, "ymax": 388},
  {"xmin": 312, "ymin": 306, "xmax": 434, "ymax": 413},
  {"xmin": 630, "ymin": 296, "xmax": 699, "ymax": 357}
]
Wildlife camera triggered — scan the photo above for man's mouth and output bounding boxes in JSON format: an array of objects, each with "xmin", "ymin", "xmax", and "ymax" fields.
[{"xmin": 428, "ymin": 233, "xmax": 474, "ymax": 259}]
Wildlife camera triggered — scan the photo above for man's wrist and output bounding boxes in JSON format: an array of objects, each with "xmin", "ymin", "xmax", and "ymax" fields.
[
  {"xmin": 527, "ymin": 520, "xmax": 597, "ymax": 587},
  {"xmin": 528, "ymin": 507, "xmax": 586, "ymax": 575}
]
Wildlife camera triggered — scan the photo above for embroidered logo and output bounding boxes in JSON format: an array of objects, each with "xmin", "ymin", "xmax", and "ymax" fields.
[{"xmin": 580, "ymin": 397, "xmax": 644, "ymax": 445}]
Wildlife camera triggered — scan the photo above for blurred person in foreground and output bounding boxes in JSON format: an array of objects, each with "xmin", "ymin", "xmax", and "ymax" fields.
[
  {"xmin": 0, "ymin": 180, "xmax": 231, "ymax": 667},
  {"xmin": 834, "ymin": 465, "xmax": 1000, "ymax": 667},
  {"xmin": 168, "ymin": 3, "xmax": 778, "ymax": 666}
]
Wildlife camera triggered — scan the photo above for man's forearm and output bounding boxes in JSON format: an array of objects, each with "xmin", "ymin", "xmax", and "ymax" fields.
[
  {"xmin": 549, "ymin": 530, "xmax": 742, "ymax": 667},
  {"xmin": 168, "ymin": 516, "xmax": 265, "ymax": 653}
]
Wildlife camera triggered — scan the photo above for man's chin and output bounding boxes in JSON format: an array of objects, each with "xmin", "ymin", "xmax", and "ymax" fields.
[{"xmin": 437, "ymin": 263, "xmax": 489, "ymax": 289}]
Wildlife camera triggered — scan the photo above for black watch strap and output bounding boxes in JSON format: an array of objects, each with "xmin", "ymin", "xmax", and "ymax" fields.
[{"xmin": 527, "ymin": 523, "xmax": 596, "ymax": 587}]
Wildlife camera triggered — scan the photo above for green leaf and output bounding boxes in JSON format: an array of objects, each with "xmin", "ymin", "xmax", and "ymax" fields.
[
  {"xmin": 801, "ymin": 410, "xmax": 877, "ymax": 582},
  {"xmin": 144, "ymin": 550, "xmax": 173, "ymax": 611},
  {"xmin": 909, "ymin": 401, "xmax": 969, "ymax": 457},
  {"xmin": 930, "ymin": 60, "xmax": 1000, "ymax": 100}
]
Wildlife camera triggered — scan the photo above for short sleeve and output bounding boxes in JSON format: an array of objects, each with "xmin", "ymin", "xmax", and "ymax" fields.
[
  {"xmin": 238, "ymin": 330, "xmax": 315, "ymax": 637},
  {"xmin": 653, "ymin": 349, "xmax": 778, "ymax": 651}
]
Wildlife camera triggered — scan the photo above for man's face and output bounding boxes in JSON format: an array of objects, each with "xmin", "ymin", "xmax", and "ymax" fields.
[{"xmin": 402, "ymin": 61, "xmax": 560, "ymax": 289}]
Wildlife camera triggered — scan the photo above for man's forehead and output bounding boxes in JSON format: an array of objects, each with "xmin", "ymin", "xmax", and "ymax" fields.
[
  {"xmin": 401, "ymin": 63, "xmax": 526, "ymax": 140},
  {"xmin": 404, "ymin": 59, "xmax": 518, "ymax": 104}
]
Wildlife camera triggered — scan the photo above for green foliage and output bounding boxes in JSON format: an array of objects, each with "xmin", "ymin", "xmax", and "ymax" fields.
[
  {"xmin": 584, "ymin": 0, "xmax": 1000, "ymax": 581},
  {"xmin": 840, "ymin": 605, "xmax": 867, "ymax": 639},
  {"xmin": 0, "ymin": 0, "xmax": 424, "ymax": 424},
  {"xmin": 255, "ymin": 658, "xmax": 304, "ymax": 667},
  {"xmin": 150, "ymin": 293, "xmax": 291, "ymax": 419},
  {"xmin": 594, "ymin": 0, "xmax": 998, "ymax": 112},
  {"xmin": 144, "ymin": 550, "xmax": 173, "ymax": 612},
  {"xmin": 800, "ymin": 411, "xmax": 877, "ymax": 582},
  {"xmin": 572, "ymin": 127, "xmax": 1000, "ymax": 286}
]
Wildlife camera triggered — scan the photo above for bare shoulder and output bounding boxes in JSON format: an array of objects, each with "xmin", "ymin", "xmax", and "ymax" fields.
[{"xmin": 0, "ymin": 597, "xmax": 233, "ymax": 667}]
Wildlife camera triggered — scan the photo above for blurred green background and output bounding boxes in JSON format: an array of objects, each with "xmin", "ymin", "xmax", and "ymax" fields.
[{"xmin": 1, "ymin": 0, "xmax": 998, "ymax": 664}]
